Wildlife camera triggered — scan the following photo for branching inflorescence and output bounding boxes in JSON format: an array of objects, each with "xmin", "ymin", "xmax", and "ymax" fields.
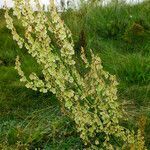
[{"xmin": 5, "ymin": 0, "xmax": 147, "ymax": 149}]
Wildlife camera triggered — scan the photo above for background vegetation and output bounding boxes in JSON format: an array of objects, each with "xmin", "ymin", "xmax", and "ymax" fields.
[{"xmin": 0, "ymin": 1, "xmax": 150, "ymax": 149}]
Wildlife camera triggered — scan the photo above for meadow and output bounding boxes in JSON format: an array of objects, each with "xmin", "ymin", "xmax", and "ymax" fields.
[{"xmin": 0, "ymin": 1, "xmax": 150, "ymax": 149}]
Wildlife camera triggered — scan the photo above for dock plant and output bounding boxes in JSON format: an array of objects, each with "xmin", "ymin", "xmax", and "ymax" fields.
[{"xmin": 4, "ymin": 0, "xmax": 147, "ymax": 149}]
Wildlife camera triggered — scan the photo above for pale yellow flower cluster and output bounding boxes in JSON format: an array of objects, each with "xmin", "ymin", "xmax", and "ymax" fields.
[
  {"xmin": 5, "ymin": 1, "xmax": 147, "ymax": 149},
  {"xmin": 5, "ymin": 9, "xmax": 24, "ymax": 48},
  {"xmin": 49, "ymin": 1, "xmax": 75, "ymax": 65}
]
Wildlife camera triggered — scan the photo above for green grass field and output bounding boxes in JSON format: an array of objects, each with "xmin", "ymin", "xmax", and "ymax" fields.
[{"xmin": 0, "ymin": 1, "xmax": 150, "ymax": 149}]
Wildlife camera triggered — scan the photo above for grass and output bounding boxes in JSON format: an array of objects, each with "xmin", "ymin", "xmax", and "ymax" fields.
[{"xmin": 0, "ymin": 1, "xmax": 150, "ymax": 149}]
